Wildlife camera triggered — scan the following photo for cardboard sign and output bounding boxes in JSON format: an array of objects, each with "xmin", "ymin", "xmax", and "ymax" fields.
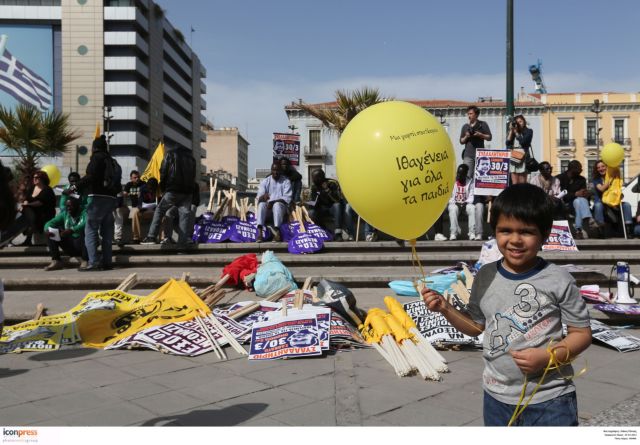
[
  {"xmin": 273, "ymin": 132, "xmax": 300, "ymax": 166},
  {"xmin": 106, "ymin": 314, "xmax": 250, "ymax": 356},
  {"xmin": 590, "ymin": 320, "xmax": 640, "ymax": 352},
  {"xmin": 267, "ymin": 306, "xmax": 331, "ymax": 350},
  {"xmin": 249, "ymin": 314, "xmax": 322, "ymax": 360},
  {"xmin": 403, "ymin": 299, "xmax": 482, "ymax": 347},
  {"xmin": 542, "ymin": 220, "xmax": 578, "ymax": 251},
  {"xmin": 593, "ymin": 304, "xmax": 640, "ymax": 316},
  {"xmin": 474, "ymin": 150, "xmax": 510, "ymax": 196},
  {"xmin": 329, "ymin": 311, "xmax": 368, "ymax": 348},
  {"xmin": 229, "ymin": 221, "xmax": 270, "ymax": 243}
]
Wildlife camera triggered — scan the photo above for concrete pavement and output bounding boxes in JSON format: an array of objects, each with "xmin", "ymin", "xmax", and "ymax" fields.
[{"xmin": 1, "ymin": 284, "xmax": 639, "ymax": 426}]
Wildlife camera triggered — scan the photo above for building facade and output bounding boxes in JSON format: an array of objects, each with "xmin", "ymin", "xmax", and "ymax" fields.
[
  {"xmin": 537, "ymin": 92, "xmax": 640, "ymax": 182},
  {"xmin": 285, "ymin": 99, "xmax": 545, "ymax": 187},
  {"xmin": 0, "ymin": 0, "xmax": 207, "ymax": 179},
  {"xmin": 201, "ymin": 125, "xmax": 249, "ymax": 191}
]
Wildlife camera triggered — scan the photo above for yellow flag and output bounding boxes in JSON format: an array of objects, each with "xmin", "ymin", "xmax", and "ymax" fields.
[
  {"xmin": 140, "ymin": 141, "xmax": 165, "ymax": 182},
  {"xmin": 94, "ymin": 122, "xmax": 101, "ymax": 139},
  {"xmin": 74, "ymin": 279, "xmax": 211, "ymax": 348}
]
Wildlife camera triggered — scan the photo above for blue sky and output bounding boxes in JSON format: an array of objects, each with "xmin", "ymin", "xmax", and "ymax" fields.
[{"xmin": 158, "ymin": 0, "xmax": 640, "ymax": 174}]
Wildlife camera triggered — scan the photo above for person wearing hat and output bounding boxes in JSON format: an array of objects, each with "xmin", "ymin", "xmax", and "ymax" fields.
[{"xmin": 77, "ymin": 134, "xmax": 121, "ymax": 271}]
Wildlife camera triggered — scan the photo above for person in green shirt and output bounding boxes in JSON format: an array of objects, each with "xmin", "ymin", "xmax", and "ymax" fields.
[
  {"xmin": 59, "ymin": 172, "xmax": 89, "ymax": 211},
  {"xmin": 44, "ymin": 197, "xmax": 87, "ymax": 271}
]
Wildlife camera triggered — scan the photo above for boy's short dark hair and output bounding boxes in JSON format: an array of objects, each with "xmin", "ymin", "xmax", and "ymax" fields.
[
  {"xmin": 490, "ymin": 183, "xmax": 554, "ymax": 238},
  {"xmin": 467, "ymin": 105, "xmax": 480, "ymax": 116}
]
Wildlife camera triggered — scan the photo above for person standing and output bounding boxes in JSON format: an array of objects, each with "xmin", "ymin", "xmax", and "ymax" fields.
[
  {"xmin": 114, "ymin": 170, "xmax": 145, "ymax": 245},
  {"xmin": 43, "ymin": 197, "xmax": 87, "ymax": 271},
  {"xmin": 506, "ymin": 115, "xmax": 534, "ymax": 184},
  {"xmin": 78, "ymin": 135, "xmax": 121, "ymax": 271},
  {"xmin": 460, "ymin": 105, "xmax": 492, "ymax": 179},
  {"xmin": 141, "ymin": 145, "xmax": 196, "ymax": 248},
  {"xmin": 448, "ymin": 164, "xmax": 476, "ymax": 240},
  {"xmin": 256, "ymin": 162, "xmax": 292, "ymax": 242}
]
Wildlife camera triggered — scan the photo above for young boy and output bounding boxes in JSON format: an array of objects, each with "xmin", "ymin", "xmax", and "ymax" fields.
[{"xmin": 422, "ymin": 183, "xmax": 591, "ymax": 426}]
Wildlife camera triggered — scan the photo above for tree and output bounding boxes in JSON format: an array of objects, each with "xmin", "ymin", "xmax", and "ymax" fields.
[
  {"xmin": 297, "ymin": 86, "xmax": 393, "ymax": 135},
  {"xmin": 0, "ymin": 104, "xmax": 81, "ymax": 200}
]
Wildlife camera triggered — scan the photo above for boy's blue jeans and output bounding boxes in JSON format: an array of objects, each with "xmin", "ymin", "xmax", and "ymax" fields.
[{"xmin": 483, "ymin": 391, "xmax": 579, "ymax": 426}]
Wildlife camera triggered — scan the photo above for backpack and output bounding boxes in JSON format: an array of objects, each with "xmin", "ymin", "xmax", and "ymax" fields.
[{"xmin": 103, "ymin": 154, "xmax": 122, "ymax": 195}]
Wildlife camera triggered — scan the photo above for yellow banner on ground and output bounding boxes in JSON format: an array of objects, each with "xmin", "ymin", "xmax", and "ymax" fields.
[
  {"xmin": 74, "ymin": 279, "xmax": 210, "ymax": 348},
  {"xmin": 0, "ymin": 313, "xmax": 76, "ymax": 353},
  {"xmin": 140, "ymin": 141, "xmax": 165, "ymax": 183}
]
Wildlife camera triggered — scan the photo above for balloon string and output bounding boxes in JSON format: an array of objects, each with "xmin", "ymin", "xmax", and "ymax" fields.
[
  {"xmin": 507, "ymin": 340, "xmax": 588, "ymax": 426},
  {"xmin": 410, "ymin": 239, "xmax": 426, "ymax": 284}
]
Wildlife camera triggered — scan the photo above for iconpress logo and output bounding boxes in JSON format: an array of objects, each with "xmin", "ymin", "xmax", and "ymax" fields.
[{"xmin": 2, "ymin": 428, "xmax": 38, "ymax": 443}]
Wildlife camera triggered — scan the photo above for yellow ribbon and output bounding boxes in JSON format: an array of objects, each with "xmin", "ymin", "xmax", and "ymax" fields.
[{"xmin": 508, "ymin": 340, "xmax": 588, "ymax": 426}]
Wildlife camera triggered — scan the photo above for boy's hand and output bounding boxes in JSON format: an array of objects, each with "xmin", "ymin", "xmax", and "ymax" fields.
[
  {"xmin": 510, "ymin": 347, "xmax": 551, "ymax": 375},
  {"xmin": 421, "ymin": 288, "xmax": 448, "ymax": 313}
]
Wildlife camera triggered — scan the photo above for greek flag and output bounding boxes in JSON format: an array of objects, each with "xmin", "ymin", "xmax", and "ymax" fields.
[{"xmin": 0, "ymin": 47, "xmax": 53, "ymax": 112}]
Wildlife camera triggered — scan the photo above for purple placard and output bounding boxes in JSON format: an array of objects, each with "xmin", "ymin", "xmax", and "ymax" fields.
[
  {"xmin": 288, "ymin": 232, "xmax": 324, "ymax": 254},
  {"xmin": 280, "ymin": 221, "xmax": 301, "ymax": 242},
  {"xmin": 304, "ymin": 223, "xmax": 332, "ymax": 241},
  {"xmin": 222, "ymin": 215, "xmax": 240, "ymax": 226},
  {"xmin": 229, "ymin": 221, "xmax": 271, "ymax": 243},
  {"xmin": 594, "ymin": 304, "xmax": 640, "ymax": 315},
  {"xmin": 246, "ymin": 211, "xmax": 256, "ymax": 223},
  {"xmin": 201, "ymin": 221, "xmax": 231, "ymax": 243}
]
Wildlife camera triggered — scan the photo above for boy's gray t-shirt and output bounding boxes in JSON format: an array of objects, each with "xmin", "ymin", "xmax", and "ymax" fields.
[{"xmin": 467, "ymin": 259, "xmax": 590, "ymax": 405}]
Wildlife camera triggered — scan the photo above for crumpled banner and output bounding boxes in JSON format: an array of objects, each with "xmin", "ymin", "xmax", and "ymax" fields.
[
  {"xmin": 74, "ymin": 279, "xmax": 211, "ymax": 348},
  {"xmin": 0, "ymin": 313, "xmax": 79, "ymax": 353}
]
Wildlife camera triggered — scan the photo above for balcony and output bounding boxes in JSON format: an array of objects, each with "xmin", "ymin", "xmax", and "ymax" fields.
[
  {"xmin": 104, "ymin": 6, "xmax": 149, "ymax": 31},
  {"xmin": 104, "ymin": 31, "xmax": 149, "ymax": 55},
  {"xmin": 612, "ymin": 138, "xmax": 631, "ymax": 146},
  {"xmin": 304, "ymin": 146, "xmax": 329, "ymax": 160},
  {"xmin": 104, "ymin": 56, "xmax": 149, "ymax": 79},
  {"xmin": 556, "ymin": 138, "xmax": 575, "ymax": 147},
  {"xmin": 583, "ymin": 138, "xmax": 604, "ymax": 147},
  {"xmin": 105, "ymin": 82, "xmax": 149, "ymax": 101}
]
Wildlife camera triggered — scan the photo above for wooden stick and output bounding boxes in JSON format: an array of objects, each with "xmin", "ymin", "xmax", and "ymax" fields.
[
  {"xmin": 32, "ymin": 303, "xmax": 46, "ymax": 321},
  {"xmin": 302, "ymin": 277, "xmax": 313, "ymax": 291},
  {"xmin": 194, "ymin": 315, "xmax": 226, "ymax": 360},
  {"xmin": 180, "ymin": 272, "xmax": 190, "ymax": 283},
  {"xmin": 355, "ymin": 216, "xmax": 361, "ymax": 243},
  {"xmin": 242, "ymin": 273, "xmax": 256, "ymax": 289},
  {"xmin": 486, "ymin": 200, "xmax": 492, "ymax": 224},
  {"xmin": 301, "ymin": 205, "xmax": 314, "ymax": 224},
  {"xmin": 214, "ymin": 273, "xmax": 231, "ymax": 291},
  {"xmin": 204, "ymin": 289, "xmax": 226, "ymax": 307},
  {"xmin": 116, "ymin": 273, "xmax": 138, "ymax": 292},
  {"xmin": 213, "ymin": 197, "xmax": 229, "ymax": 220},
  {"xmin": 228, "ymin": 285, "xmax": 291, "ymax": 320},
  {"xmin": 204, "ymin": 311, "xmax": 247, "ymax": 355}
]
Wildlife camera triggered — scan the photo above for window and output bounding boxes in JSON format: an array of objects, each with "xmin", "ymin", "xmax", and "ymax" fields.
[
  {"xmin": 309, "ymin": 129, "xmax": 321, "ymax": 152},
  {"xmin": 559, "ymin": 120, "xmax": 570, "ymax": 145},
  {"xmin": 560, "ymin": 160, "xmax": 570, "ymax": 174},
  {"xmin": 614, "ymin": 119, "xmax": 625, "ymax": 143},
  {"xmin": 307, "ymin": 165, "xmax": 320, "ymax": 187},
  {"xmin": 587, "ymin": 160, "xmax": 597, "ymax": 183},
  {"xmin": 586, "ymin": 120, "xmax": 597, "ymax": 145}
]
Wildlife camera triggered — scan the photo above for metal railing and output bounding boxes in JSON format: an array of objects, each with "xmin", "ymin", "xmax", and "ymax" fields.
[
  {"xmin": 556, "ymin": 138, "xmax": 575, "ymax": 147},
  {"xmin": 583, "ymin": 138, "xmax": 604, "ymax": 147}
]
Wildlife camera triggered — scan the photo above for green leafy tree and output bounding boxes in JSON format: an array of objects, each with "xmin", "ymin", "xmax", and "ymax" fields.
[
  {"xmin": 298, "ymin": 86, "xmax": 392, "ymax": 135},
  {"xmin": 0, "ymin": 104, "xmax": 81, "ymax": 200}
]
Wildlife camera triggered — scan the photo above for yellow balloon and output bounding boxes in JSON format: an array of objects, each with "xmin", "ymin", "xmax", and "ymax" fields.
[
  {"xmin": 40, "ymin": 164, "xmax": 61, "ymax": 187},
  {"xmin": 601, "ymin": 143, "xmax": 624, "ymax": 167},
  {"xmin": 337, "ymin": 101, "xmax": 454, "ymax": 240}
]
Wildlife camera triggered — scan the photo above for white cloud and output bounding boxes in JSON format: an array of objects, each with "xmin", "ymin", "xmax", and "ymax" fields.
[{"xmin": 206, "ymin": 71, "xmax": 639, "ymax": 175}]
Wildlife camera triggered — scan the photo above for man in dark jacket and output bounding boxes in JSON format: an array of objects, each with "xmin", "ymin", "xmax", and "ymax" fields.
[
  {"xmin": 78, "ymin": 135, "xmax": 120, "ymax": 271},
  {"xmin": 556, "ymin": 160, "xmax": 598, "ymax": 239},
  {"xmin": 142, "ymin": 145, "xmax": 196, "ymax": 248}
]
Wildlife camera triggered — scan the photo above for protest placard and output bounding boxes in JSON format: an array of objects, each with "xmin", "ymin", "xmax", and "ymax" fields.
[
  {"xmin": 590, "ymin": 320, "xmax": 640, "ymax": 352},
  {"xmin": 273, "ymin": 132, "xmax": 300, "ymax": 166},
  {"xmin": 542, "ymin": 220, "xmax": 578, "ymax": 252},
  {"xmin": 474, "ymin": 150, "xmax": 510, "ymax": 196},
  {"xmin": 249, "ymin": 314, "xmax": 322, "ymax": 360},
  {"xmin": 267, "ymin": 306, "xmax": 331, "ymax": 350},
  {"xmin": 403, "ymin": 299, "xmax": 482, "ymax": 347}
]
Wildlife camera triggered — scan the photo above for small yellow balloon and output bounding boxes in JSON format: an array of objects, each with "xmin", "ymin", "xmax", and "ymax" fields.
[
  {"xmin": 40, "ymin": 164, "xmax": 61, "ymax": 187},
  {"xmin": 337, "ymin": 101, "xmax": 455, "ymax": 240},
  {"xmin": 601, "ymin": 143, "xmax": 624, "ymax": 168}
]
